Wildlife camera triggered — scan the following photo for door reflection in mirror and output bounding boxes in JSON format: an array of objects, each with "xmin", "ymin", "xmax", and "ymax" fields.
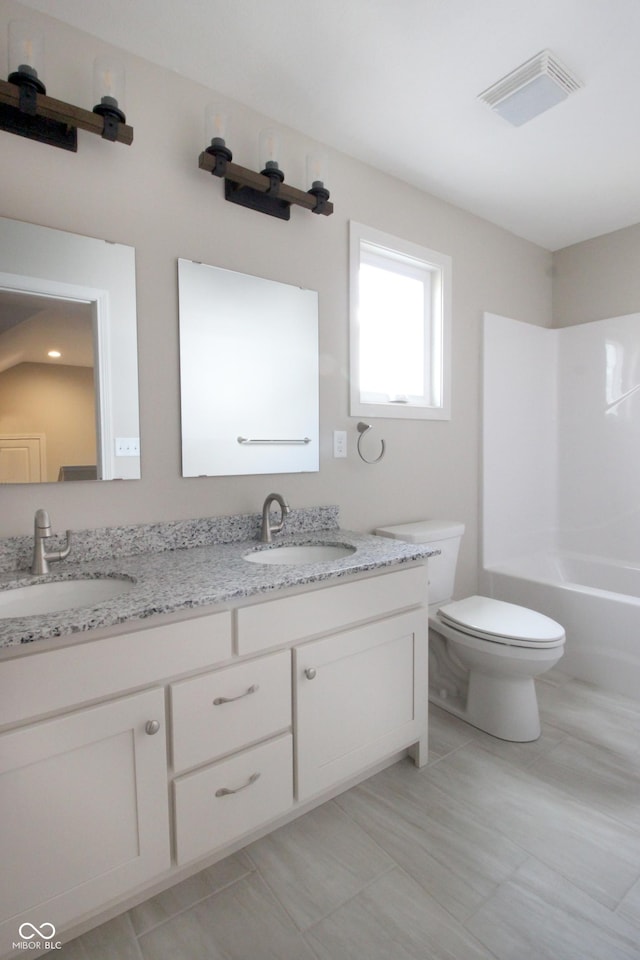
[
  {"xmin": 0, "ymin": 217, "xmax": 141, "ymax": 483},
  {"xmin": 0, "ymin": 290, "xmax": 97, "ymax": 482}
]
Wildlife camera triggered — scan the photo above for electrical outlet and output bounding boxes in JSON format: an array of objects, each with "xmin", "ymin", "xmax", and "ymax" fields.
[
  {"xmin": 115, "ymin": 437, "xmax": 140, "ymax": 457},
  {"xmin": 333, "ymin": 430, "xmax": 347, "ymax": 458}
]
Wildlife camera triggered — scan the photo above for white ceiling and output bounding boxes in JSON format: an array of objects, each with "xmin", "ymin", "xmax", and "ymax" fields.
[{"xmin": 21, "ymin": 0, "xmax": 640, "ymax": 250}]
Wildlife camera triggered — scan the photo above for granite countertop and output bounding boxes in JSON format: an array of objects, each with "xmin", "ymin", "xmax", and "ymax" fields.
[{"xmin": 0, "ymin": 526, "xmax": 434, "ymax": 649}]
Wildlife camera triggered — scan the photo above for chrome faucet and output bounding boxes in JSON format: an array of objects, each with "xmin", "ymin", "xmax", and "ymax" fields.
[
  {"xmin": 260, "ymin": 493, "xmax": 290, "ymax": 543},
  {"xmin": 31, "ymin": 509, "xmax": 72, "ymax": 575}
]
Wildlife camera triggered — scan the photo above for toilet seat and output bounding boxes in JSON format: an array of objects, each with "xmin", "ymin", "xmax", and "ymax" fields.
[{"xmin": 437, "ymin": 595, "xmax": 565, "ymax": 649}]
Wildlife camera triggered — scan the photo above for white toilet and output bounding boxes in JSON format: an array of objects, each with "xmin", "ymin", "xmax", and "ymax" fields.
[{"xmin": 375, "ymin": 520, "xmax": 565, "ymax": 742}]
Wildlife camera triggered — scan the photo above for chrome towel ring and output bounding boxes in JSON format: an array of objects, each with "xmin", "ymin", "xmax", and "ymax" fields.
[{"xmin": 356, "ymin": 422, "xmax": 386, "ymax": 463}]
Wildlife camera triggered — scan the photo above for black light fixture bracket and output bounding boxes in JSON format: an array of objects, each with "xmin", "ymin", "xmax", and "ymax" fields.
[
  {"xmin": 199, "ymin": 143, "xmax": 333, "ymax": 220},
  {"xmin": 0, "ymin": 76, "xmax": 133, "ymax": 151}
]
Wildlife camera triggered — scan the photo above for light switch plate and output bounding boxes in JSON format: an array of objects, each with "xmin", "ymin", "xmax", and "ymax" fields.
[
  {"xmin": 333, "ymin": 430, "xmax": 347, "ymax": 458},
  {"xmin": 115, "ymin": 437, "xmax": 140, "ymax": 456}
]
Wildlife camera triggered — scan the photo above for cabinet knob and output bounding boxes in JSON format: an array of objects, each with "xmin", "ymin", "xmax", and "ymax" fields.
[
  {"xmin": 304, "ymin": 667, "xmax": 317, "ymax": 680},
  {"xmin": 145, "ymin": 719, "xmax": 161, "ymax": 735}
]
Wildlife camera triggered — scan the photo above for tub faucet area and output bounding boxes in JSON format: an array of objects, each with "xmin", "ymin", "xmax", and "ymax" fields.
[
  {"xmin": 260, "ymin": 493, "xmax": 290, "ymax": 543},
  {"xmin": 31, "ymin": 509, "xmax": 72, "ymax": 575}
]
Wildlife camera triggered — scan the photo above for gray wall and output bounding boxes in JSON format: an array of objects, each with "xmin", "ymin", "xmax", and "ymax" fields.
[
  {"xmin": 0, "ymin": 1, "xmax": 554, "ymax": 599},
  {"xmin": 553, "ymin": 222, "xmax": 640, "ymax": 326}
]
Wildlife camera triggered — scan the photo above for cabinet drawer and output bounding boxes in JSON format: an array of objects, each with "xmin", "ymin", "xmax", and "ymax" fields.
[
  {"xmin": 173, "ymin": 733, "xmax": 293, "ymax": 865},
  {"xmin": 236, "ymin": 564, "xmax": 427, "ymax": 655},
  {"xmin": 171, "ymin": 650, "xmax": 291, "ymax": 773}
]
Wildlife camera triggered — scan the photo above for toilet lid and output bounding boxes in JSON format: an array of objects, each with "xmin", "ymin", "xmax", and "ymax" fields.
[{"xmin": 437, "ymin": 596, "xmax": 565, "ymax": 646}]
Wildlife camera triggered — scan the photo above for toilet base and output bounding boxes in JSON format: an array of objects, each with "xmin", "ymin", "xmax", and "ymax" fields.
[
  {"xmin": 467, "ymin": 671, "xmax": 541, "ymax": 741},
  {"xmin": 429, "ymin": 674, "xmax": 541, "ymax": 742},
  {"xmin": 429, "ymin": 630, "xmax": 542, "ymax": 741},
  {"xmin": 428, "ymin": 620, "xmax": 563, "ymax": 742}
]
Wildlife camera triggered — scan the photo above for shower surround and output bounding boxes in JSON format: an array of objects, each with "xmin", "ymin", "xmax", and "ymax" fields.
[{"xmin": 481, "ymin": 311, "xmax": 640, "ymax": 699}]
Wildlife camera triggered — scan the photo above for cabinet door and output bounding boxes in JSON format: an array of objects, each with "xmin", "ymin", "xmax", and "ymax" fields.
[
  {"xmin": 0, "ymin": 688, "xmax": 170, "ymax": 946},
  {"xmin": 294, "ymin": 610, "xmax": 427, "ymax": 800}
]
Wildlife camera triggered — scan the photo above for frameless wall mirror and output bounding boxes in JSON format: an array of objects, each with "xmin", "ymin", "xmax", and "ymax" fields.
[
  {"xmin": 178, "ymin": 259, "xmax": 319, "ymax": 477},
  {"xmin": 0, "ymin": 217, "xmax": 140, "ymax": 483}
]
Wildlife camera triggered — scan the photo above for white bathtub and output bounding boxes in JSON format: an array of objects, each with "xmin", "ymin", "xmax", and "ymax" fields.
[{"xmin": 481, "ymin": 553, "xmax": 640, "ymax": 701}]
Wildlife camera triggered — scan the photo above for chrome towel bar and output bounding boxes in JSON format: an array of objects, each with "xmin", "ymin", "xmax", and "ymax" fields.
[{"xmin": 237, "ymin": 436, "xmax": 311, "ymax": 445}]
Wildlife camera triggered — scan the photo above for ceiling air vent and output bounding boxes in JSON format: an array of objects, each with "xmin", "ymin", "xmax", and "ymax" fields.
[{"xmin": 478, "ymin": 50, "xmax": 582, "ymax": 126}]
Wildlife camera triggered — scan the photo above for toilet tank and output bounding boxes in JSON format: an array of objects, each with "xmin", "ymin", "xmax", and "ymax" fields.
[{"xmin": 375, "ymin": 520, "xmax": 465, "ymax": 606}]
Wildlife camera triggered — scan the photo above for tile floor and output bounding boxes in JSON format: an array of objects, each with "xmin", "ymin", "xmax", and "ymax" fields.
[{"xmin": 57, "ymin": 669, "xmax": 640, "ymax": 959}]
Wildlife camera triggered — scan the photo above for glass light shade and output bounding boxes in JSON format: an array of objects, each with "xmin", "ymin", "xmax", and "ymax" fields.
[
  {"xmin": 306, "ymin": 152, "xmax": 329, "ymax": 189},
  {"xmin": 205, "ymin": 104, "xmax": 230, "ymax": 146},
  {"xmin": 93, "ymin": 56, "xmax": 125, "ymax": 110},
  {"xmin": 259, "ymin": 127, "xmax": 281, "ymax": 171},
  {"xmin": 8, "ymin": 20, "xmax": 44, "ymax": 79}
]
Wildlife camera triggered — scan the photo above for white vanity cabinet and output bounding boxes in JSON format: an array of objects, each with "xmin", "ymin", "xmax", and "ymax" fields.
[
  {"xmin": 0, "ymin": 562, "xmax": 427, "ymax": 957},
  {"xmin": 0, "ymin": 687, "xmax": 170, "ymax": 947}
]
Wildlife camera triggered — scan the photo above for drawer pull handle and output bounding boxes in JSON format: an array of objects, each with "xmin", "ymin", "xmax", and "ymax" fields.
[
  {"xmin": 304, "ymin": 667, "xmax": 317, "ymax": 680},
  {"xmin": 213, "ymin": 684, "xmax": 259, "ymax": 705},
  {"xmin": 215, "ymin": 772, "xmax": 261, "ymax": 797},
  {"xmin": 145, "ymin": 720, "xmax": 161, "ymax": 735}
]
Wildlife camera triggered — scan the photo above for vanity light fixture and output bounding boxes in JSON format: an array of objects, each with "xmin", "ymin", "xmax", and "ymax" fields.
[
  {"xmin": 199, "ymin": 107, "xmax": 333, "ymax": 220},
  {"xmin": 0, "ymin": 21, "xmax": 133, "ymax": 151}
]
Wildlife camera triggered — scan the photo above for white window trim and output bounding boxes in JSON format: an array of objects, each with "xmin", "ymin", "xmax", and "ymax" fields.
[{"xmin": 349, "ymin": 221, "xmax": 452, "ymax": 421}]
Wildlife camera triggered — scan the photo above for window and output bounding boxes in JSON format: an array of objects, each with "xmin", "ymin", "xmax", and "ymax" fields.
[{"xmin": 349, "ymin": 222, "xmax": 451, "ymax": 420}]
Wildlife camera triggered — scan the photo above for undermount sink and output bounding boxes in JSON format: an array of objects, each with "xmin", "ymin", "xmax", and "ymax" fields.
[
  {"xmin": 0, "ymin": 577, "xmax": 135, "ymax": 619},
  {"xmin": 243, "ymin": 543, "xmax": 357, "ymax": 565}
]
